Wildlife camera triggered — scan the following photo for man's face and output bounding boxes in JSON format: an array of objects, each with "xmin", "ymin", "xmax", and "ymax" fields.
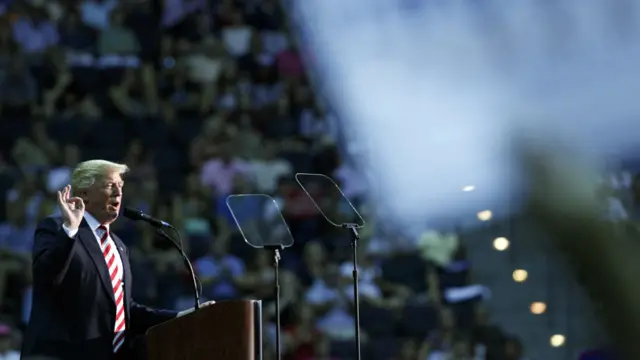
[{"xmin": 81, "ymin": 171, "xmax": 124, "ymax": 224}]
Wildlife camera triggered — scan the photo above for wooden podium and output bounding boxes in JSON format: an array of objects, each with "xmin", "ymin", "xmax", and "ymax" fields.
[{"xmin": 145, "ymin": 300, "xmax": 262, "ymax": 360}]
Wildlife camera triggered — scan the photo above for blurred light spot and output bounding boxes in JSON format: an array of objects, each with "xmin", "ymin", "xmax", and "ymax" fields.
[
  {"xmin": 513, "ymin": 269, "xmax": 528, "ymax": 282},
  {"xmin": 493, "ymin": 237, "xmax": 509, "ymax": 251},
  {"xmin": 550, "ymin": 334, "xmax": 565, "ymax": 347},
  {"xmin": 530, "ymin": 302, "xmax": 547, "ymax": 314},
  {"xmin": 463, "ymin": 185, "xmax": 475, "ymax": 192},
  {"xmin": 477, "ymin": 210, "xmax": 493, "ymax": 221}
]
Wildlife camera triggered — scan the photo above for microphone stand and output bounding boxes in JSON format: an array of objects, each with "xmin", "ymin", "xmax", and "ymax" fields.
[
  {"xmin": 342, "ymin": 223, "xmax": 361, "ymax": 360},
  {"xmin": 157, "ymin": 228, "xmax": 200, "ymax": 311},
  {"xmin": 265, "ymin": 245, "xmax": 283, "ymax": 360}
]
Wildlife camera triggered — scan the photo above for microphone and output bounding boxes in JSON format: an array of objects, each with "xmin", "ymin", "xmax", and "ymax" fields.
[{"xmin": 123, "ymin": 207, "xmax": 170, "ymax": 228}]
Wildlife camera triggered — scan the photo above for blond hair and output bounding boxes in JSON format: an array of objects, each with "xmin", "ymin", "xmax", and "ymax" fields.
[{"xmin": 71, "ymin": 160, "xmax": 129, "ymax": 191}]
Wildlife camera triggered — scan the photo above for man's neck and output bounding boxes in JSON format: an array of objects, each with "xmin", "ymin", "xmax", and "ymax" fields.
[{"xmin": 84, "ymin": 211, "xmax": 109, "ymax": 229}]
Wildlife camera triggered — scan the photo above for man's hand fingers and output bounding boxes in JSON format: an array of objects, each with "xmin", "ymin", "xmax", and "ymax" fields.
[
  {"xmin": 60, "ymin": 186, "xmax": 68, "ymax": 202},
  {"xmin": 70, "ymin": 197, "xmax": 85, "ymax": 212},
  {"xmin": 57, "ymin": 190, "xmax": 64, "ymax": 205}
]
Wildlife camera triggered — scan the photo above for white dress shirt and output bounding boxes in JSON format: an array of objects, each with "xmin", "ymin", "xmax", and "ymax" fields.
[{"xmin": 62, "ymin": 212, "xmax": 125, "ymax": 284}]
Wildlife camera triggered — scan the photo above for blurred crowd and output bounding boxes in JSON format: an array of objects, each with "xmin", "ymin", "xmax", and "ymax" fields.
[
  {"xmin": 0, "ymin": 0, "xmax": 600, "ymax": 359},
  {"xmin": 600, "ymin": 171, "xmax": 640, "ymax": 225}
]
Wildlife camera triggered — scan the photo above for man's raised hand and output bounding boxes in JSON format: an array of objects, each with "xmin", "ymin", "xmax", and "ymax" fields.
[{"xmin": 57, "ymin": 185, "xmax": 85, "ymax": 229}]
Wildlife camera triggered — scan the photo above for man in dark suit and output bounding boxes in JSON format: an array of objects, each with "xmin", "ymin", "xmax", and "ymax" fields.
[{"xmin": 21, "ymin": 160, "xmax": 213, "ymax": 360}]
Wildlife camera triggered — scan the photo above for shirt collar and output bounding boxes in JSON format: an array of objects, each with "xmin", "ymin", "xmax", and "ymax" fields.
[{"xmin": 84, "ymin": 212, "xmax": 108, "ymax": 232}]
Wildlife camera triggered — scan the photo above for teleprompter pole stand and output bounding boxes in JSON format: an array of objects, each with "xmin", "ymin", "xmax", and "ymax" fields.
[
  {"xmin": 265, "ymin": 245, "xmax": 284, "ymax": 360},
  {"xmin": 342, "ymin": 223, "xmax": 361, "ymax": 360}
]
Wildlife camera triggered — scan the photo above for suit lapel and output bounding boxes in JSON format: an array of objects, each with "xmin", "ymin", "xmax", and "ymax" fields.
[{"xmin": 77, "ymin": 219, "xmax": 116, "ymax": 306}]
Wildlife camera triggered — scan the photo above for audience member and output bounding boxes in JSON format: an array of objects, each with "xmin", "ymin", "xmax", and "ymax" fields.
[
  {"xmin": 0, "ymin": 55, "xmax": 37, "ymax": 117},
  {"xmin": 58, "ymin": 11, "xmax": 95, "ymax": 52},
  {"xmin": 80, "ymin": 0, "xmax": 117, "ymax": 30},
  {"xmin": 394, "ymin": 339, "xmax": 419, "ymax": 360},
  {"xmin": 248, "ymin": 140, "xmax": 292, "ymax": 194},
  {"xmin": 426, "ymin": 335, "xmax": 474, "ymax": 360},
  {"xmin": 420, "ymin": 307, "xmax": 460, "ymax": 357},
  {"xmin": 11, "ymin": 5, "xmax": 58, "ymax": 59},
  {"xmin": 97, "ymin": 10, "xmax": 140, "ymax": 56},
  {"xmin": 0, "ymin": 206, "xmax": 31, "ymax": 317},
  {"xmin": 283, "ymin": 304, "xmax": 321, "ymax": 360},
  {"xmin": 246, "ymin": 250, "xmax": 277, "ymax": 294},
  {"xmin": 304, "ymin": 264, "xmax": 355, "ymax": 340},
  {"xmin": 305, "ymin": 336, "xmax": 335, "ymax": 360},
  {"xmin": 45, "ymin": 145, "xmax": 78, "ymax": 193},
  {"xmin": 221, "ymin": 11, "xmax": 253, "ymax": 58},
  {"xmin": 201, "ymin": 142, "xmax": 250, "ymax": 195},
  {"xmin": 503, "ymin": 336, "xmax": 529, "ymax": 360},
  {"xmin": 194, "ymin": 238, "xmax": 245, "ymax": 301}
]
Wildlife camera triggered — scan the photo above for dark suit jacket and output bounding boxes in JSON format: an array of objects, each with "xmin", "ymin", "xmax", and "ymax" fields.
[{"xmin": 21, "ymin": 215, "xmax": 178, "ymax": 360}]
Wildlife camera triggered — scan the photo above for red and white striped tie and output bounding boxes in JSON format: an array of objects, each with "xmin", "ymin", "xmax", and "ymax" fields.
[{"xmin": 98, "ymin": 225, "xmax": 126, "ymax": 353}]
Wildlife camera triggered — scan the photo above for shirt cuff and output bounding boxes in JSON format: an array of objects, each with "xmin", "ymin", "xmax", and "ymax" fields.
[{"xmin": 62, "ymin": 223, "xmax": 79, "ymax": 238}]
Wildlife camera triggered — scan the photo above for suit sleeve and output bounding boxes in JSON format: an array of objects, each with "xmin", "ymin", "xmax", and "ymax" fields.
[
  {"xmin": 129, "ymin": 300, "xmax": 178, "ymax": 335},
  {"xmin": 32, "ymin": 217, "xmax": 79, "ymax": 285}
]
